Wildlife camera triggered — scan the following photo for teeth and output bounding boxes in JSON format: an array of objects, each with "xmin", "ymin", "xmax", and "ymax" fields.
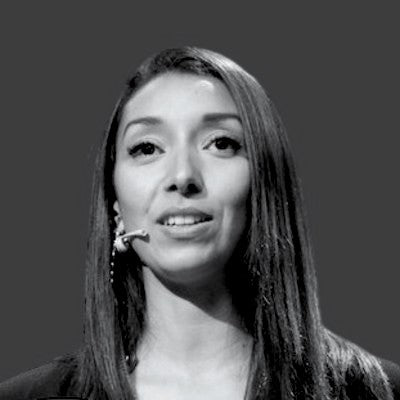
[{"xmin": 164, "ymin": 215, "xmax": 206, "ymax": 226}]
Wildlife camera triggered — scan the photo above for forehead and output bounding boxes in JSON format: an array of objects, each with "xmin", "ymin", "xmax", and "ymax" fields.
[{"xmin": 122, "ymin": 73, "xmax": 238, "ymax": 119}]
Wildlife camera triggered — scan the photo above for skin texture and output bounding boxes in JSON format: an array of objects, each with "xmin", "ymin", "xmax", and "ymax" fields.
[
  {"xmin": 113, "ymin": 73, "xmax": 250, "ymax": 288},
  {"xmin": 113, "ymin": 73, "xmax": 252, "ymax": 399}
]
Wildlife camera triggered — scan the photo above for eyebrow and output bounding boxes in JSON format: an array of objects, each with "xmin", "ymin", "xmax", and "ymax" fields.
[
  {"xmin": 122, "ymin": 112, "xmax": 242, "ymax": 138},
  {"xmin": 202, "ymin": 112, "xmax": 241, "ymax": 124}
]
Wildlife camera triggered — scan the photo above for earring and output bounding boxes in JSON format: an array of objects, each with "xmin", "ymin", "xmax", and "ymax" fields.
[
  {"xmin": 110, "ymin": 225, "xmax": 127, "ymax": 285},
  {"xmin": 109, "ymin": 243, "xmax": 116, "ymax": 285},
  {"xmin": 113, "ymin": 233, "xmax": 131, "ymax": 253},
  {"xmin": 110, "ymin": 214, "xmax": 148, "ymax": 284}
]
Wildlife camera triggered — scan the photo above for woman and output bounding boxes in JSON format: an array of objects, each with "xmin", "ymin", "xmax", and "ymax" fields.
[{"xmin": 0, "ymin": 47, "xmax": 399, "ymax": 400}]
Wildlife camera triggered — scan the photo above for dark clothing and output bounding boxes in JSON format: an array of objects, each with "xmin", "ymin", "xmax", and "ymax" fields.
[
  {"xmin": 0, "ymin": 356, "xmax": 399, "ymax": 399},
  {"xmin": 0, "ymin": 356, "xmax": 78, "ymax": 399},
  {"xmin": 385, "ymin": 359, "xmax": 400, "ymax": 399}
]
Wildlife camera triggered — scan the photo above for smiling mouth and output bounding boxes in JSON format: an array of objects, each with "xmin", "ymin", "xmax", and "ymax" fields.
[{"xmin": 161, "ymin": 215, "xmax": 213, "ymax": 226}]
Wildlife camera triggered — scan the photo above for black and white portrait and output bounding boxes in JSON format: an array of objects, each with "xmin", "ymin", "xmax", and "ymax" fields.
[{"xmin": 0, "ymin": 3, "xmax": 399, "ymax": 399}]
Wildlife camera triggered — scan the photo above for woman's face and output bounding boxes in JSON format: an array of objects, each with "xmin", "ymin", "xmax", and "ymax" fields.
[{"xmin": 113, "ymin": 73, "xmax": 250, "ymax": 285}]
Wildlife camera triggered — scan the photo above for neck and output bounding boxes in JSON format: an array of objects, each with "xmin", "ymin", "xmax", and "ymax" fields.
[{"xmin": 137, "ymin": 267, "xmax": 253, "ymax": 374}]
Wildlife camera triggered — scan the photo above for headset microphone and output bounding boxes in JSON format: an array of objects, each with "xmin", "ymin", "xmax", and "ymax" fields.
[{"xmin": 114, "ymin": 229, "xmax": 148, "ymax": 252}]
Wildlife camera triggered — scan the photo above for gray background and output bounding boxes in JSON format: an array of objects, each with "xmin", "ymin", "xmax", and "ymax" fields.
[{"xmin": 0, "ymin": 2, "xmax": 398, "ymax": 381}]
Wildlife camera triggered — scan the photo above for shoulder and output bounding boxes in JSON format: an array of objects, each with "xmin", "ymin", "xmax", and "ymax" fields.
[
  {"xmin": 325, "ymin": 330, "xmax": 400, "ymax": 398},
  {"xmin": 0, "ymin": 355, "xmax": 80, "ymax": 400},
  {"xmin": 379, "ymin": 357, "xmax": 400, "ymax": 400}
]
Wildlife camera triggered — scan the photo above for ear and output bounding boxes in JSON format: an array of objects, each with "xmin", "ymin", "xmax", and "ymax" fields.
[
  {"xmin": 113, "ymin": 200, "xmax": 121, "ymax": 215},
  {"xmin": 113, "ymin": 201, "xmax": 125, "ymax": 232}
]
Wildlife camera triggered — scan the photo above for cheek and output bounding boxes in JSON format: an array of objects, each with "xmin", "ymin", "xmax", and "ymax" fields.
[
  {"xmin": 210, "ymin": 161, "xmax": 250, "ymax": 220},
  {"xmin": 113, "ymin": 166, "xmax": 156, "ymax": 228}
]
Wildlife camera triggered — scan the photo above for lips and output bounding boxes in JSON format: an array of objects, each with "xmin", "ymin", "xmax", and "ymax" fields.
[{"xmin": 156, "ymin": 207, "xmax": 213, "ymax": 226}]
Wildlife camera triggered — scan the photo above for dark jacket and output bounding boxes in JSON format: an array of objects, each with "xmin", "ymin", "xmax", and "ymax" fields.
[{"xmin": 1, "ymin": 356, "xmax": 400, "ymax": 399}]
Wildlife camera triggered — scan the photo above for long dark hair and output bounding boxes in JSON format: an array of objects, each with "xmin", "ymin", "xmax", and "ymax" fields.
[{"xmin": 65, "ymin": 47, "xmax": 394, "ymax": 399}]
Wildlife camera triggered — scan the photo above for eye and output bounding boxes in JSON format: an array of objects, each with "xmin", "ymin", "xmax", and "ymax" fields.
[
  {"xmin": 128, "ymin": 141, "xmax": 164, "ymax": 158},
  {"xmin": 205, "ymin": 135, "xmax": 242, "ymax": 155}
]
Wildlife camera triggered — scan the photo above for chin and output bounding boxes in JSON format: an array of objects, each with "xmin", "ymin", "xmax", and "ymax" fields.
[{"xmin": 149, "ymin": 255, "xmax": 225, "ymax": 285}]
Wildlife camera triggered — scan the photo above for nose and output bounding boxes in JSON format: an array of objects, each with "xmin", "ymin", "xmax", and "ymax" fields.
[{"xmin": 163, "ymin": 149, "xmax": 204, "ymax": 196}]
